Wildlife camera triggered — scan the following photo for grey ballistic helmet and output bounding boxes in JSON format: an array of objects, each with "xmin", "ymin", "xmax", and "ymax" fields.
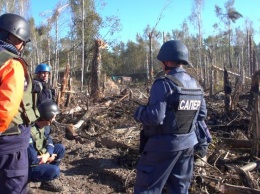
[
  {"xmin": 157, "ymin": 40, "xmax": 190, "ymax": 65},
  {"xmin": 38, "ymin": 100, "xmax": 60, "ymax": 121},
  {"xmin": 0, "ymin": 13, "xmax": 30, "ymax": 43}
]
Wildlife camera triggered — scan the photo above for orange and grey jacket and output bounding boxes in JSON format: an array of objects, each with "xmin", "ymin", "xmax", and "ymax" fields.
[{"xmin": 0, "ymin": 48, "xmax": 38, "ymax": 135}]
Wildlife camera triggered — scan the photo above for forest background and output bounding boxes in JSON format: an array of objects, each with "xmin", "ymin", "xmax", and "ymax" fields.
[{"xmin": 1, "ymin": 0, "xmax": 259, "ymax": 91}]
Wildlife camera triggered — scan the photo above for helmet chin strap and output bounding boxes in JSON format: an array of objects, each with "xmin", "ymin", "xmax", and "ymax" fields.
[
  {"xmin": 17, "ymin": 42, "xmax": 26, "ymax": 55},
  {"xmin": 163, "ymin": 61, "xmax": 182, "ymax": 72}
]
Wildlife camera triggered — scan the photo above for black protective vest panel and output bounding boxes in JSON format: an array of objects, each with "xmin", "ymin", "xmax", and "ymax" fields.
[
  {"xmin": 167, "ymin": 75, "xmax": 202, "ymax": 134},
  {"xmin": 144, "ymin": 75, "xmax": 203, "ymax": 136}
]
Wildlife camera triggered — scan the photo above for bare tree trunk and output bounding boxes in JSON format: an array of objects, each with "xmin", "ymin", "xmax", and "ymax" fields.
[
  {"xmin": 248, "ymin": 70, "xmax": 260, "ymax": 156},
  {"xmin": 146, "ymin": 53, "xmax": 149, "ymax": 82},
  {"xmin": 81, "ymin": 0, "xmax": 85, "ymax": 91},
  {"xmin": 231, "ymin": 76, "xmax": 243, "ymax": 110},
  {"xmin": 208, "ymin": 49, "xmax": 214, "ymax": 95},
  {"xmin": 214, "ymin": 69, "xmax": 218, "ymax": 93},
  {"xmin": 224, "ymin": 68, "xmax": 232, "ymax": 113},
  {"xmin": 209, "ymin": 66, "xmax": 213, "ymax": 96},
  {"xmin": 48, "ymin": 27, "xmax": 52, "ymax": 86},
  {"xmin": 66, "ymin": 77, "xmax": 73, "ymax": 107},
  {"xmin": 53, "ymin": 16, "xmax": 59, "ymax": 87},
  {"xmin": 253, "ymin": 47, "xmax": 256, "ymax": 74},
  {"xmin": 247, "ymin": 30, "xmax": 252, "ymax": 77},
  {"xmin": 249, "ymin": 33, "xmax": 253, "ymax": 75},
  {"xmin": 251, "ymin": 93, "xmax": 260, "ymax": 157},
  {"xmin": 228, "ymin": 26, "xmax": 232, "ymax": 68},
  {"xmin": 254, "ymin": 93, "xmax": 260, "ymax": 157},
  {"xmin": 148, "ymin": 32, "xmax": 153, "ymax": 80},
  {"xmin": 91, "ymin": 39, "xmax": 106, "ymax": 101},
  {"xmin": 247, "ymin": 70, "xmax": 260, "ymax": 111},
  {"xmin": 58, "ymin": 64, "xmax": 70, "ymax": 108}
]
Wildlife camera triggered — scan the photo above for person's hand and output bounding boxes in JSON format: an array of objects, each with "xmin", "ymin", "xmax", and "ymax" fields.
[
  {"xmin": 47, "ymin": 154, "xmax": 57, "ymax": 163},
  {"xmin": 37, "ymin": 153, "xmax": 50, "ymax": 164},
  {"xmin": 134, "ymin": 105, "xmax": 146, "ymax": 122}
]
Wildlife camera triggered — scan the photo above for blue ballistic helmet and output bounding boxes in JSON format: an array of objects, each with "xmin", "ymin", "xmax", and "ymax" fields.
[
  {"xmin": 35, "ymin": 63, "xmax": 51, "ymax": 74},
  {"xmin": 157, "ymin": 40, "xmax": 190, "ymax": 65}
]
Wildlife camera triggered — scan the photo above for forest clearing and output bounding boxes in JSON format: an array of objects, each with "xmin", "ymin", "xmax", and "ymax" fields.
[
  {"xmin": 0, "ymin": 1, "xmax": 259, "ymax": 194},
  {"xmin": 28, "ymin": 69, "xmax": 260, "ymax": 194}
]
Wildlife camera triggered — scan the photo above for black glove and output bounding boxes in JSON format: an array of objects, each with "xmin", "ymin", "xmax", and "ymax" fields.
[{"xmin": 134, "ymin": 105, "xmax": 146, "ymax": 122}]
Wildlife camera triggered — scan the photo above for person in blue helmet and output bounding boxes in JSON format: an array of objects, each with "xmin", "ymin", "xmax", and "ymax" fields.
[
  {"xmin": 134, "ymin": 40, "xmax": 207, "ymax": 194},
  {"xmin": 33, "ymin": 63, "xmax": 55, "ymax": 105},
  {"xmin": 27, "ymin": 100, "xmax": 65, "ymax": 193}
]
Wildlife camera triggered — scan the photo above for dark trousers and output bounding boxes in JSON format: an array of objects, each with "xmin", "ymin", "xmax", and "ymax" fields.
[
  {"xmin": 0, "ymin": 149, "xmax": 29, "ymax": 194},
  {"xmin": 134, "ymin": 147, "xmax": 194, "ymax": 194},
  {"xmin": 29, "ymin": 143, "xmax": 65, "ymax": 182}
]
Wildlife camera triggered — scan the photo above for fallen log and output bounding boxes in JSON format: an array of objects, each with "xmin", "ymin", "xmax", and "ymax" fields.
[
  {"xmin": 234, "ymin": 166, "xmax": 258, "ymax": 189},
  {"xmin": 52, "ymin": 107, "xmax": 99, "ymax": 143},
  {"xmin": 220, "ymin": 138, "xmax": 252, "ymax": 148},
  {"xmin": 240, "ymin": 162, "xmax": 259, "ymax": 172},
  {"xmin": 73, "ymin": 110, "xmax": 93, "ymax": 129},
  {"xmin": 63, "ymin": 106, "xmax": 83, "ymax": 114},
  {"xmin": 52, "ymin": 122, "xmax": 84, "ymax": 144},
  {"xmin": 220, "ymin": 183, "xmax": 260, "ymax": 194},
  {"xmin": 213, "ymin": 65, "xmax": 251, "ymax": 80},
  {"xmin": 114, "ymin": 127, "xmax": 137, "ymax": 134}
]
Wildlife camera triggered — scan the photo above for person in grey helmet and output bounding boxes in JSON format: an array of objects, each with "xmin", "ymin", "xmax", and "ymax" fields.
[
  {"xmin": 27, "ymin": 100, "xmax": 65, "ymax": 193},
  {"xmin": 134, "ymin": 40, "xmax": 207, "ymax": 194},
  {"xmin": 0, "ymin": 13, "xmax": 38, "ymax": 194}
]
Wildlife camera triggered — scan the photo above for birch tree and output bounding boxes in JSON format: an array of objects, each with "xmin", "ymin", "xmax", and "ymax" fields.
[
  {"xmin": 189, "ymin": 0, "xmax": 204, "ymax": 82},
  {"xmin": 0, "ymin": 0, "xmax": 29, "ymax": 16},
  {"xmin": 215, "ymin": 0, "xmax": 243, "ymax": 69}
]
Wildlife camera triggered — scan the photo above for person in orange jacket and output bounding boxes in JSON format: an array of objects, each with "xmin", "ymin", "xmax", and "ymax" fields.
[{"xmin": 0, "ymin": 13, "xmax": 38, "ymax": 194}]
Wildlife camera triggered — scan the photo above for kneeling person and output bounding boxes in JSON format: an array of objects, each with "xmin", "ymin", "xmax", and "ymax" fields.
[{"xmin": 28, "ymin": 100, "xmax": 65, "ymax": 192}]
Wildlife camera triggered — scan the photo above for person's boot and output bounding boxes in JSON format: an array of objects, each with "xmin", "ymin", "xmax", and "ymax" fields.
[
  {"xmin": 194, "ymin": 155, "xmax": 207, "ymax": 166},
  {"xmin": 195, "ymin": 155, "xmax": 207, "ymax": 176},
  {"xmin": 39, "ymin": 179, "xmax": 64, "ymax": 192}
]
